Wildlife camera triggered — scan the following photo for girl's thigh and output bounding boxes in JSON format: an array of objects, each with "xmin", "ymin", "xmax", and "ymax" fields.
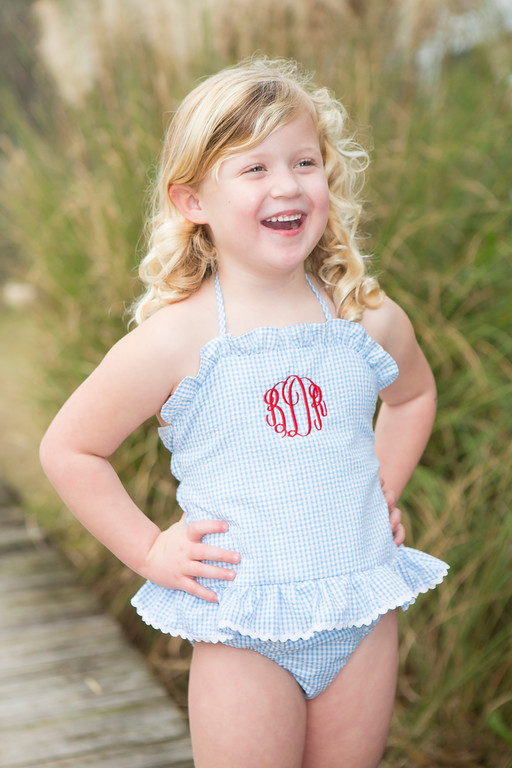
[
  {"xmin": 188, "ymin": 641, "xmax": 307, "ymax": 768},
  {"xmin": 303, "ymin": 610, "xmax": 399, "ymax": 768}
]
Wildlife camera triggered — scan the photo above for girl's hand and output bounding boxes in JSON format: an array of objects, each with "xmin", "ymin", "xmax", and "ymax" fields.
[
  {"xmin": 144, "ymin": 515, "xmax": 240, "ymax": 602},
  {"xmin": 383, "ymin": 489, "xmax": 406, "ymax": 547}
]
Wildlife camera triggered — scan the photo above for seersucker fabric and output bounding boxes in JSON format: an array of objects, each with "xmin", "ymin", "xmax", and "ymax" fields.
[{"xmin": 131, "ymin": 273, "xmax": 448, "ymax": 642}]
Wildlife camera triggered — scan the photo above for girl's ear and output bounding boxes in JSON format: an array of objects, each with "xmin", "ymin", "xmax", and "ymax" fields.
[{"xmin": 168, "ymin": 184, "xmax": 208, "ymax": 224}]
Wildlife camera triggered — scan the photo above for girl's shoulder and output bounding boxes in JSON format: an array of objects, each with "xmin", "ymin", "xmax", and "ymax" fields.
[
  {"xmin": 359, "ymin": 296, "xmax": 435, "ymax": 400},
  {"xmin": 126, "ymin": 277, "xmax": 218, "ymax": 392},
  {"xmin": 47, "ymin": 279, "xmax": 220, "ymax": 447},
  {"xmin": 136, "ymin": 277, "xmax": 217, "ymax": 345},
  {"xmin": 359, "ymin": 296, "xmax": 418, "ymax": 364}
]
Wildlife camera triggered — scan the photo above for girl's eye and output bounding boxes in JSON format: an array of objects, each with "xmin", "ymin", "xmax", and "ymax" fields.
[
  {"xmin": 297, "ymin": 159, "xmax": 315, "ymax": 168},
  {"xmin": 246, "ymin": 165, "xmax": 265, "ymax": 173}
]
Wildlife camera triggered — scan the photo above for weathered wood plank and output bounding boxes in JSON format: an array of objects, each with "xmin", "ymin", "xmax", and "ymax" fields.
[
  {"xmin": 0, "ymin": 656, "xmax": 170, "ymax": 726},
  {"xmin": 1, "ymin": 701, "xmax": 188, "ymax": 766},
  {"xmin": 17, "ymin": 739, "xmax": 195, "ymax": 768},
  {"xmin": 0, "ymin": 615, "xmax": 130, "ymax": 673},
  {"xmin": 0, "ymin": 549, "xmax": 79, "ymax": 586},
  {"xmin": 0, "ymin": 500, "xmax": 194, "ymax": 768},
  {"xmin": 0, "ymin": 523, "xmax": 46, "ymax": 553},
  {"xmin": 0, "ymin": 589, "xmax": 104, "ymax": 628}
]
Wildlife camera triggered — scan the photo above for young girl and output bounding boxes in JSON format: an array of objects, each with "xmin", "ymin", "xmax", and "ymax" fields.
[{"xmin": 40, "ymin": 58, "xmax": 448, "ymax": 767}]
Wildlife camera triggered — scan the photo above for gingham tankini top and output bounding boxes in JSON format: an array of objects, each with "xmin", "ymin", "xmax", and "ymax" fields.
[{"xmin": 132, "ymin": 274, "xmax": 448, "ymax": 642}]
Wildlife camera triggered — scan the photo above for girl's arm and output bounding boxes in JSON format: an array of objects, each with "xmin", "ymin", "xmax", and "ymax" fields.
[
  {"xmin": 364, "ymin": 298, "xmax": 437, "ymax": 500},
  {"xmin": 39, "ymin": 307, "xmax": 239, "ymax": 602}
]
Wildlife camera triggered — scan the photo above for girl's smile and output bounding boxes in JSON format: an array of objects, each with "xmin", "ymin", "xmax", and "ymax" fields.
[
  {"xmin": 261, "ymin": 212, "xmax": 305, "ymax": 231},
  {"xmin": 178, "ymin": 113, "xmax": 330, "ymax": 279}
]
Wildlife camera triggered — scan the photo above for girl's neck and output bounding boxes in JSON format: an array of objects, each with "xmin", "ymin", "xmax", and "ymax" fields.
[
  {"xmin": 215, "ymin": 264, "xmax": 328, "ymax": 337},
  {"xmin": 217, "ymin": 261, "xmax": 308, "ymax": 299}
]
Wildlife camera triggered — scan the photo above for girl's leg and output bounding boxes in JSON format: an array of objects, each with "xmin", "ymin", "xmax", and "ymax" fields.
[
  {"xmin": 302, "ymin": 610, "xmax": 398, "ymax": 768},
  {"xmin": 188, "ymin": 641, "xmax": 307, "ymax": 768}
]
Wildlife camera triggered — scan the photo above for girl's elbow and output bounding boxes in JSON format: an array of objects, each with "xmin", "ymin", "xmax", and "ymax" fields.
[
  {"xmin": 39, "ymin": 424, "xmax": 70, "ymax": 482},
  {"xmin": 427, "ymin": 373, "xmax": 438, "ymax": 413},
  {"xmin": 39, "ymin": 427, "xmax": 59, "ymax": 479}
]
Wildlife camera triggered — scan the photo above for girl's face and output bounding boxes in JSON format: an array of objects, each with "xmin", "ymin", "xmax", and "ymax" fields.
[{"xmin": 191, "ymin": 112, "xmax": 330, "ymax": 280}]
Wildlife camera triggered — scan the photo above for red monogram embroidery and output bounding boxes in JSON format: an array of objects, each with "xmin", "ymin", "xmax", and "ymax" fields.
[{"xmin": 264, "ymin": 375, "xmax": 327, "ymax": 437}]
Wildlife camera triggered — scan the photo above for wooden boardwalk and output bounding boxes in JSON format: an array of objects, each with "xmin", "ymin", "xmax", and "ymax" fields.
[{"xmin": 0, "ymin": 491, "xmax": 194, "ymax": 768}]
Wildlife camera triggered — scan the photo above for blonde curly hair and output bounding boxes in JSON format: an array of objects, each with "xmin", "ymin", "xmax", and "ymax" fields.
[{"xmin": 131, "ymin": 57, "xmax": 383, "ymax": 324}]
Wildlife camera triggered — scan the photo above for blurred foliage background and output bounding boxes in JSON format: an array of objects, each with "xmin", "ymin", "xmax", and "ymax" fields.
[{"xmin": 1, "ymin": 1, "xmax": 511, "ymax": 765}]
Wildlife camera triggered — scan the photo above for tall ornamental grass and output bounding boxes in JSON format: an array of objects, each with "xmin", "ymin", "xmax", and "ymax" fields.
[{"xmin": 1, "ymin": 1, "xmax": 511, "ymax": 765}]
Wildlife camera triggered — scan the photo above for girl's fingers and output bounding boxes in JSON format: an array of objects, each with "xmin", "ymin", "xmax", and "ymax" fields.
[
  {"xmin": 186, "ymin": 520, "xmax": 240, "ymax": 564},
  {"xmin": 393, "ymin": 523, "xmax": 406, "ymax": 547},
  {"xmin": 190, "ymin": 543, "xmax": 240, "ymax": 564},
  {"xmin": 383, "ymin": 488, "xmax": 397, "ymax": 509},
  {"xmin": 187, "ymin": 519, "xmax": 229, "ymax": 541},
  {"xmin": 188, "ymin": 562, "xmax": 237, "ymax": 581},
  {"xmin": 389, "ymin": 506, "xmax": 401, "ymax": 528},
  {"xmin": 183, "ymin": 578, "xmax": 220, "ymax": 603},
  {"xmin": 387, "ymin": 504, "xmax": 405, "ymax": 545}
]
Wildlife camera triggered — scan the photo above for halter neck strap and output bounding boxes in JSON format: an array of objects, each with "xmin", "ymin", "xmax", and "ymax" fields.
[
  {"xmin": 305, "ymin": 274, "xmax": 333, "ymax": 320},
  {"xmin": 214, "ymin": 272, "xmax": 227, "ymax": 335},
  {"xmin": 214, "ymin": 271, "xmax": 332, "ymax": 335}
]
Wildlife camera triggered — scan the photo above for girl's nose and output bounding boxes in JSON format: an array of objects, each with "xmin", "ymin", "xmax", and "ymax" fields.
[{"xmin": 270, "ymin": 167, "xmax": 301, "ymax": 198}]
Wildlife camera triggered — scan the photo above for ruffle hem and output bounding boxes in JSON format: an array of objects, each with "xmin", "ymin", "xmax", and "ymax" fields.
[{"xmin": 131, "ymin": 545, "xmax": 448, "ymax": 643}]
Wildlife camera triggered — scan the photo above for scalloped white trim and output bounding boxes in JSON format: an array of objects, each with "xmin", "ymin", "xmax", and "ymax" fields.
[{"xmin": 132, "ymin": 608, "xmax": 234, "ymax": 643}]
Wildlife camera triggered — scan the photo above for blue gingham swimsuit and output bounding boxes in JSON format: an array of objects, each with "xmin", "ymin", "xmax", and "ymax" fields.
[{"xmin": 132, "ymin": 274, "xmax": 448, "ymax": 698}]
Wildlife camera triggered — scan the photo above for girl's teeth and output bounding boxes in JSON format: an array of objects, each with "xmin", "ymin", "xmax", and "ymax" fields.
[{"xmin": 266, "ymin": 214, "xmax": 302, "ymax": 222}]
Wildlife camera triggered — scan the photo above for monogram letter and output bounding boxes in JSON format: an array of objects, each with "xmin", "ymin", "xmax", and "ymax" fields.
[{"xmin": 264, "ymin": 376, "xmax": 326, "ymax": 437}]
